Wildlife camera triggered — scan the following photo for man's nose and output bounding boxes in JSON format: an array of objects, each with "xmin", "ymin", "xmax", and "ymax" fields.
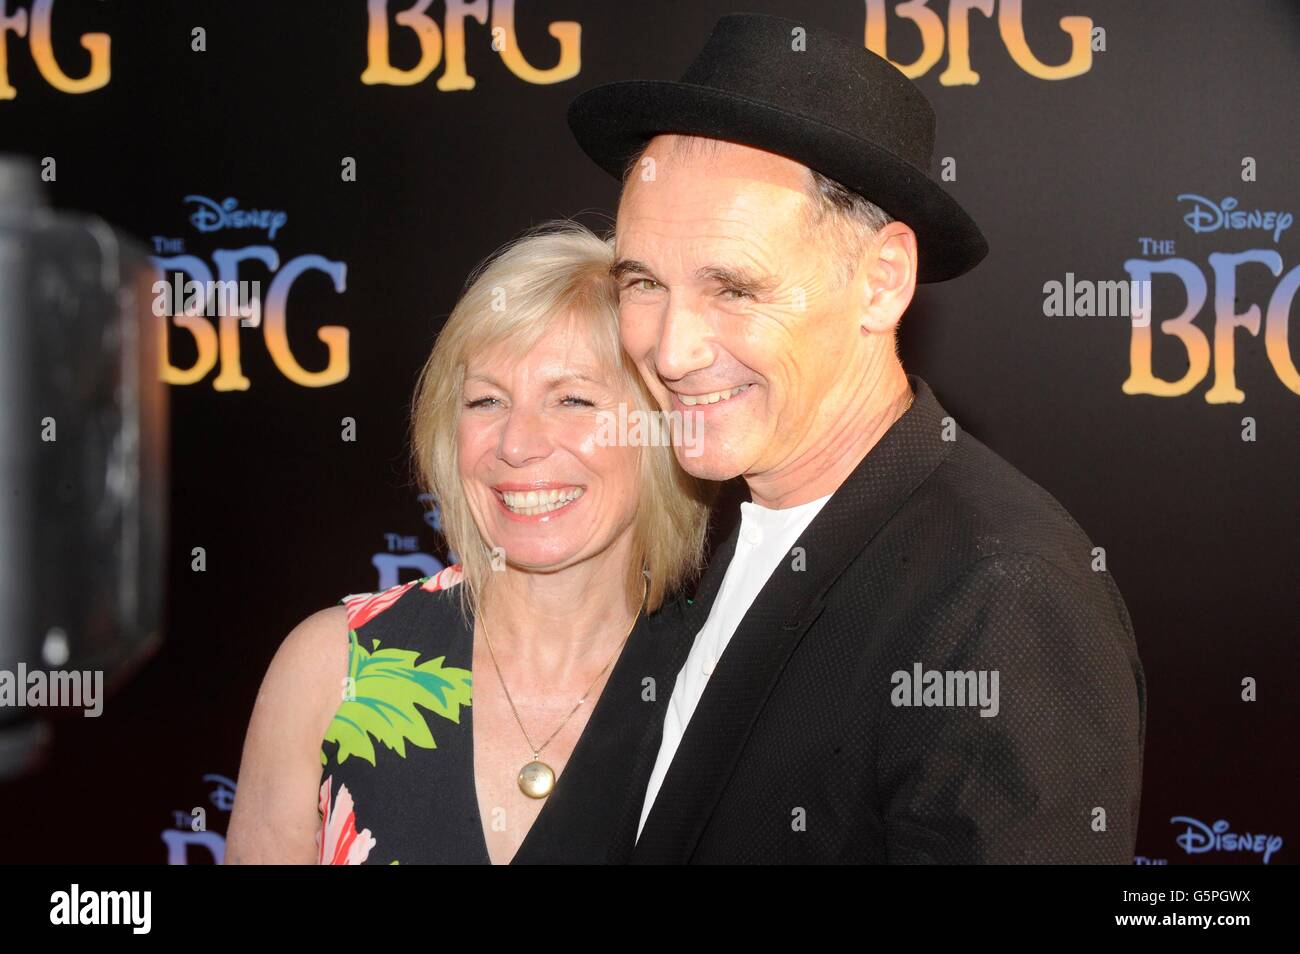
[
  {"xmin": 655, "ymin": 300, "xmax": 714, "ymax": 381},
  {"xmin": 497, "ymin": 404, "xmax": 552, "ymax": 467}
]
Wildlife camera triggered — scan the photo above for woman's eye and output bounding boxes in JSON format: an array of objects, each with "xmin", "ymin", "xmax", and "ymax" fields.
[
  {"xmin": 464, "ymin": 396, "xmax": 500, "ymax": 409},
  {"xmin": 561, "ymin": 394, "xmax": 595, "ymax": 407},
  {"xmin": 632, "ymin": 278, "xmax": 659, "ymax": 292}
]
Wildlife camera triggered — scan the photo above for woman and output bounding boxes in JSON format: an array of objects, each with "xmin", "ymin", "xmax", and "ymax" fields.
[{"xmin": 225, "ymin": 220, "xmax": 714, "ymax": 863}]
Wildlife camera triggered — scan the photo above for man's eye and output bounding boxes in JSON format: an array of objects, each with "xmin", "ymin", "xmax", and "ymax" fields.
[{"xmin": 719, "ymin": 287, "xmax": 751, "ymax": 300}]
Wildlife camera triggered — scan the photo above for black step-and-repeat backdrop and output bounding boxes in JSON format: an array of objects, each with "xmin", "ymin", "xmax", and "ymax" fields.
[{"xmin": 0, "ymin": 1, "xmax": 1295, "ymax": 864}]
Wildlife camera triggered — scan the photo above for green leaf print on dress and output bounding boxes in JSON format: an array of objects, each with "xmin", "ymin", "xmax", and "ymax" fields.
[{"xmin": 321, "ymin": 627, "xmax": 472, "ymax": 766}]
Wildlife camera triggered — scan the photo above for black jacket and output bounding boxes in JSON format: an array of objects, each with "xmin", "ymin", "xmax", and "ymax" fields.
[{"xmin": 611, "ymin": 375, "xmax": 1146, "ymax": 863}]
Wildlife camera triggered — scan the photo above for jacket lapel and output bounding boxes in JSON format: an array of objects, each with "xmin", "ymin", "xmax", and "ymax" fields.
[{"xmin": 632, "ymin": 375, "xmax": 953, "ymax": 862}]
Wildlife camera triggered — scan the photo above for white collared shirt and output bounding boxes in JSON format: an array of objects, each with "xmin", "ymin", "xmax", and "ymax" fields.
[{"xmin": 636, "ymin": 491, "xmax": 834, "ymax": 841}]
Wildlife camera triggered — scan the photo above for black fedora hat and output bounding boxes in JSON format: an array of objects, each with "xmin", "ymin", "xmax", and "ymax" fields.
[{"xmin": 567, "ymin": 12, "xmax": 987, "ymax": 283}]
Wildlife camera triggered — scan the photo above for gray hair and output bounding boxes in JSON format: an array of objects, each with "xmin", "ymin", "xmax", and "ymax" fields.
[{"xmin": 620, "ymin": 135, "xmax": 894, "ymax": 287}]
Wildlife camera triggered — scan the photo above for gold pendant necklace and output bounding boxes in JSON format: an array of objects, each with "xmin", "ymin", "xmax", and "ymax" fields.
[{"xmin": 479, "ymin": 574, "xmax": 648, "ymax": 799}]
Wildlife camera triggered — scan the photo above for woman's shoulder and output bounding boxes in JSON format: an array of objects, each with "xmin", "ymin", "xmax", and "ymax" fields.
[
  {"xmin": 337, "ymin": 563, "xmax": 465, "ymax": 633},
  {"xmin": 319, "ymin": 563, "xmax": 474, "ymax": 775},
  {"xmin": 328, "ymin": 563, "xmax": 473, "ymax": 700}
]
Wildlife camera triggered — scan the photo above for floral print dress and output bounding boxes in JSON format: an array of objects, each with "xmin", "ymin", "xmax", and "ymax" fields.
[
  {"xmin": 316, "ymin": 564, "xmax": 471, "ymax": 864},
  {"xmin": 314, "ymin": 564, "xmax": 692, "ymax": 865}
]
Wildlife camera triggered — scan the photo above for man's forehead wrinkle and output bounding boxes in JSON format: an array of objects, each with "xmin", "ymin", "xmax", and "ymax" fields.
[
  {"xmin": 616, "ymin": 201, "xmax": 801, "ymax": 256},
  {"xmin": 621, "ymin": 195, "xmax": 809, "ymax": 261},
  {"xmin": 615, "ymin": 170, "xmax": 811, "ymax": 285},
  {"xmin": 624, "ymin": 176, "xmax": 808, "ymax": 217},
  {"xmin": 617, "ymin": 230, "xmax": 779, "ymax": 279}
]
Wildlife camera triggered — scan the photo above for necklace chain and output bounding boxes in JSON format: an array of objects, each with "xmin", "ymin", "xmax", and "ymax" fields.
[{"xmin": 479, "ymin": 575, "xmax": 648, "ymax": 759}]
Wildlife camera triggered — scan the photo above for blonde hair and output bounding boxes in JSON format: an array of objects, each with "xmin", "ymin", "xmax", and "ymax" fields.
[{"xmin": 409, "ymin": 219, "xmax": 715, "ymax": 624}]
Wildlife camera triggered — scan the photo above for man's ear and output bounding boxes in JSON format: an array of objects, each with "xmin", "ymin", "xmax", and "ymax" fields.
[{"xmin": 859, "ymin": 221, "xmax": 917, "ymax": 336}]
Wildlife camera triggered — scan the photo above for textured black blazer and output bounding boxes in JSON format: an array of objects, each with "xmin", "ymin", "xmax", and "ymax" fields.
[{"xmin": 613, "ymin": 375, "xmax": 1147, "ymax": 864}]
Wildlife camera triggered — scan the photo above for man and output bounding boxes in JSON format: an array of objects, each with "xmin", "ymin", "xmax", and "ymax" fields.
[{"xmin": 568, "ymin": 13, "xmax": 1145, "ymax": 863}]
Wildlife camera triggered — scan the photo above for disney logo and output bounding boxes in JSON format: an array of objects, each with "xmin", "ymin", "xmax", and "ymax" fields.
[
  {"xmin": 184, "ymin": 195, "xmax": 288, "ymax": 241},
  {"xmin": 1170, "ymin": 815, "xmax": 1283, "ymax": 864},
  {"xmin": 1177, "ymin": 194, "xmax": 1293, "ymax": 243},
  {"xmin": 204, "ymin": 773, "xmax": 236, "ymax": 812}
]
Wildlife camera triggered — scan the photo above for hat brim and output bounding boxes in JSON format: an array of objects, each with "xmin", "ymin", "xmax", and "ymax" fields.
[{"xmin": 568, "ymin": 80, "xmax": 987, "ymax": 283}]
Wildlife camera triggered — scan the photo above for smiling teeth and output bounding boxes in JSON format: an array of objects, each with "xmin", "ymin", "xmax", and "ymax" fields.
[
  {"xmin": 678, "ymin": 384, "xmax": 751, "ymax": 406},
  {"xmin": 500, "ymin": 487, "xmax": 584, "ymax": 515}
]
